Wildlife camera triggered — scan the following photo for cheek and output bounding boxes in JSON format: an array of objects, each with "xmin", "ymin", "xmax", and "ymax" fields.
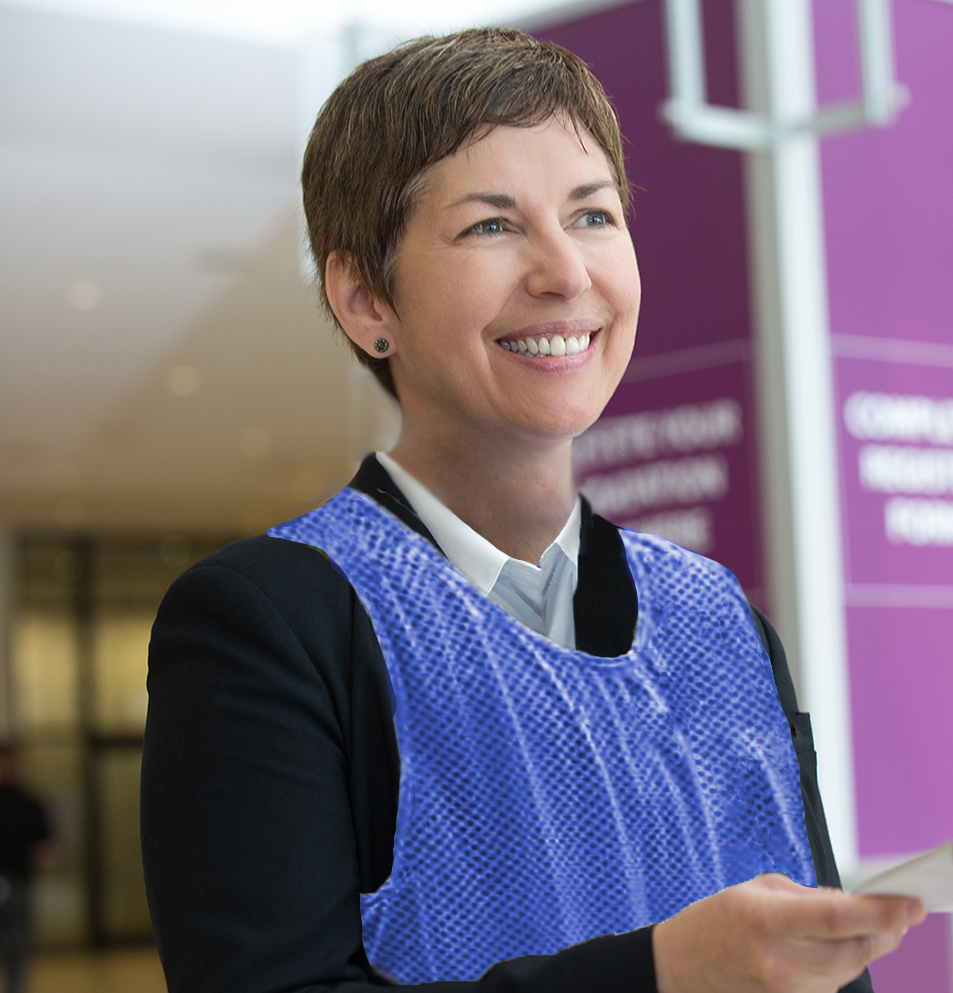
[
  {"xmin": 611, "ymin": 245, "xmax": 641, "ymax": 301},
  {"xmin": 610, "ymin": 270, "xmax": 642, "ymax": 332},
  {"xmin": 430, "ymin": 257, "xmax": 518, "ymax": 330}
]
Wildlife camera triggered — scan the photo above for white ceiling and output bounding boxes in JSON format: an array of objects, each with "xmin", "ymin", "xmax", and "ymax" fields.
[
  {"xmin": 1, "ymin": 6, "xmax": 299, "ymax": 441},
  {"xmin": 0, "ymin": 0, "xmax": 552, "ymax": 46},
  {"xmin": 0, "ymin": 3, "xmax": 364, "ymax": 535}
]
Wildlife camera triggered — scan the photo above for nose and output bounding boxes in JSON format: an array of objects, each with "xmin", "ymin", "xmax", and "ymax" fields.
[{"xmin": 522, "ymin": 228, "xmax": 592, "ymax": 301}]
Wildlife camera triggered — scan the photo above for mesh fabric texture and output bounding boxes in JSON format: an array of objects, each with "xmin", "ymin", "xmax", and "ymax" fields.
[{"xmin": 270, "ymin": 488, "xmax": 816, "ymax": 983}]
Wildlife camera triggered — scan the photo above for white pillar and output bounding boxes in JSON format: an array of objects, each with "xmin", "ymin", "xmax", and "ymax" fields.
[
  {"xmin": 737, "ymin": 0, "xmax": 858, "ymax": 871},
  {"xmin": 0, "ymin": 529, "xmax": 17, "ymax": 738}
]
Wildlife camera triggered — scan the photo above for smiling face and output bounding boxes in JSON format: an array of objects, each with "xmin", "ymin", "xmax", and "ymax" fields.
[{"xmin": 378, "ymin": 115, "xmax": 641, "ymax": 452}]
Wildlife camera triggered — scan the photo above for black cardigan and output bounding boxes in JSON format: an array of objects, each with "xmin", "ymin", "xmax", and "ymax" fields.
[{"xmin": 141, "ymin": 454, "xmax": 872, "ymax": 993}]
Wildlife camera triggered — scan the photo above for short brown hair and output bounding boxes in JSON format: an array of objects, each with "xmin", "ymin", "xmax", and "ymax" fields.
[{"xmin": 302, "ymin": 27, "xmax": 629, "ymax": 401}]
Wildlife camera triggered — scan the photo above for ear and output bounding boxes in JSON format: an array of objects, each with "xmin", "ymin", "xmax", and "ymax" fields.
[{"xmin": 324, "ymin": 251, "xmax": 399, "ymax": 358}]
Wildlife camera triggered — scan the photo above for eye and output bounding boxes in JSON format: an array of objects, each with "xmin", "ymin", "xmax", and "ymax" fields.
[
  {"xmin": 463, "ymin": 218, "xmax": 506, "ymax": 237},
  {"xmin": 574, "ymin": 209, "xmax": 616, "ymax": 229}
]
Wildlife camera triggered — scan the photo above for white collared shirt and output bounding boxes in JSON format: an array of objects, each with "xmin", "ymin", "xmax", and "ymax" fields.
[{"xmin": 376, "ymin": 451, "xmax": 581, "ymax": 649}]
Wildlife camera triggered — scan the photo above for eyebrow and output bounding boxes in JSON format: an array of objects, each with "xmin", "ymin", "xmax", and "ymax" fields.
[{"xmin": 446, "ymin": 181, "xmax": 616, "ymax": 211}]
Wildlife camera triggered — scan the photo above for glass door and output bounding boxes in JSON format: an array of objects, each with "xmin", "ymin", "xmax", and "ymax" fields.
[{"xmin": 14, "ymin": 533, "xmax": 231, "ymax": 945}]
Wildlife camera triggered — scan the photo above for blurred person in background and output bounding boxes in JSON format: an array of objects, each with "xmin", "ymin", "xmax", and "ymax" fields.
[
  {"xmin": 142, "ymin": 28, "xmax": 924, "ymax": 993},
  {"xmin": 0, "ymin": 742, "xmax": 52, "ymax": 993}
]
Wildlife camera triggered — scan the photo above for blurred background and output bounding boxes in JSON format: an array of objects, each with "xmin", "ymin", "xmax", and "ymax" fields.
[{"xmin": 1, "ymin": 0, "xmax": 951, "ymax": 990}]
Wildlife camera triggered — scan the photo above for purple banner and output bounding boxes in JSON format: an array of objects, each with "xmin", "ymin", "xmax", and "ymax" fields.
[
  {"xmin": 836, "ymin": 356, "xmax": 953, "ymax": 587},
  {"xmin": 833, "ymin": 352, "xmax": 953, "ymax": 856},
  {"xmin": 816, "ymin": 0, "xmax": 953, "ymax": 865},
  {"xmin": 817, "ymin": 0, "xmax": 953, "ymax": 984}
]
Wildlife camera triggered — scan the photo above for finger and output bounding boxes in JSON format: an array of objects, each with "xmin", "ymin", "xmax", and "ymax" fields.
[
  {"xmin": 796, "ymin": 926, "xmax": 909, "ymax": 983},
  {"xmin": 820, "ymin": 895, "xmax": 923, "ymax": 940},
  {"xmin": 867, "ymin": 925, "xmax": 910, "ymax": 962},
  {"xmin": 773, "ymin": 888, "xmax": 922, "ymax": 941},
  {"xmin": 904, "ymin": 898, "xmax": 927, "ymax": 926}
]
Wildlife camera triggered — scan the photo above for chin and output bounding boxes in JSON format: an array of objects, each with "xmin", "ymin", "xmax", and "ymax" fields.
[
  {"xmin": 523, "ymin": 404, "xmax": 602, "ymax": 442},
  {"xmin": 556, "ymin": 391, "xmax": 609, "ymax": 433}
]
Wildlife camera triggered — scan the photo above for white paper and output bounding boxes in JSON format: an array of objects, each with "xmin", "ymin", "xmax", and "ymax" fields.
[{"xmin": 851, "ymin": 840, "xmax": 953, "ymax": 912}]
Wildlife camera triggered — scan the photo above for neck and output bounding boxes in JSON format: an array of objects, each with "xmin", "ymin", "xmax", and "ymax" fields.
[{"xmin": 388, "ymin": 427, "xmax": 576, "ymax": 565}]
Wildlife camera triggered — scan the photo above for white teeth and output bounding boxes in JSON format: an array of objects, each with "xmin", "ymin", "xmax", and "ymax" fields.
[{"xmin": 500, "ymin": 332, "xmax": 595, "ymax": 355}]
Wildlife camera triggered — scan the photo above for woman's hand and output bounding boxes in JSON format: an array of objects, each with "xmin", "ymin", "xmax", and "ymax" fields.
[{"xmin": 652, "ymin": 873, "xmax": 925, "ymax": 993}]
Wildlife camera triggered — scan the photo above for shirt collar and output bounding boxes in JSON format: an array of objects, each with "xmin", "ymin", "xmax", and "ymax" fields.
[{"xmin": 375, "ymin": 451, "xmax": 581, "ymax": 598}]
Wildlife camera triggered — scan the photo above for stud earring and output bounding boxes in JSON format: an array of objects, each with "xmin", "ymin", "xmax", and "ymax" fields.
[{"xmin": 374, "ymin": 337, "xmax": 389, "ymax": 354}]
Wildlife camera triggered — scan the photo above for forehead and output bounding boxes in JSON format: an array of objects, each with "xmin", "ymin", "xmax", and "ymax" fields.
[{"xmin": 423, "ymin": 117, "xmax": 616, "ymax": 204}]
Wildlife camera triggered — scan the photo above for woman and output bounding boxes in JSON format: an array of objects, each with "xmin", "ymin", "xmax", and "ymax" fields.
[{"xmin": 140, "ymin": 28, "xmax": 921, "ymax": 993}]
